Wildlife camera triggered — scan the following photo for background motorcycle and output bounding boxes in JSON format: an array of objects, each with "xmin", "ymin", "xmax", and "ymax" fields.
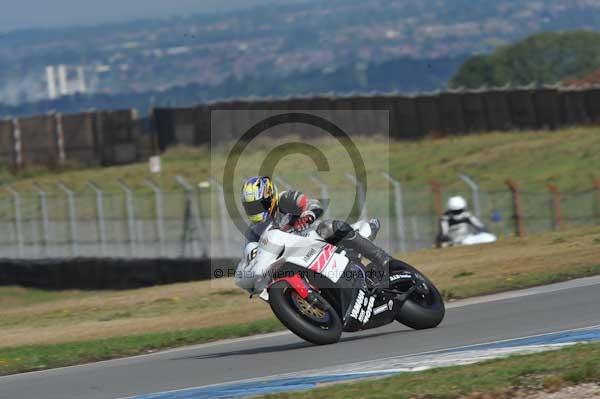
[{"xmin": 438, "ymin": 230, "xmax": 498, "ymax": 248}]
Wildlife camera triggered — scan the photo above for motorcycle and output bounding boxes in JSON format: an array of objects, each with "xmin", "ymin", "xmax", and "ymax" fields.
[
  {"xmin": 438, "ymin": 231, "xmax": 497, "ymax": 248},
  {"xmin": 241, "ymin": 221, "xmax": 445, "ymax": 345},
  {"xmin": 460, "ymin": 231, "xmax": 497, "ymax": 245}
]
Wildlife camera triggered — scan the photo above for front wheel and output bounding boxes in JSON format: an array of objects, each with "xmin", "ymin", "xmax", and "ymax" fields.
[
  {"xmin": 269, "ymin": 280, "xmax": 342, "ymax": 345},
  {"xmin": 392, "ymin": 260, "xmax": 445, "ymax": 330}
]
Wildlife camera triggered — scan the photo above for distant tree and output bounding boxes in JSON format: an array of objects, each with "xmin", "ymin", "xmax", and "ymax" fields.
[
  {"xmin": 450, "ymin": 30, "xmax": 600, "ymax": 88},
  {"xmin": 449, "ymin": 55, "xmax": 494, "ymax": 89}
]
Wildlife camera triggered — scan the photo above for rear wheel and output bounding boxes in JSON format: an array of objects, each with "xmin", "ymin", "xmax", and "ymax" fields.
[
  {"xmin": 269, "ymin": 280, "xmax": 342, "ymax": 345},
  {"xmin": 392, "ymin": 260, "xmax": 445, "ymax": 330}
]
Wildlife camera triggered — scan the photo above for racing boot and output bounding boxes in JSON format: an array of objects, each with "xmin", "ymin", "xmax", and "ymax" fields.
[
  {"xmin": 316, "ymin": 219, "xmax": 390, "ymax": 289},
  {"xmin": 343, "ymin": 232, "xmax": 390, "ymax": 290}
]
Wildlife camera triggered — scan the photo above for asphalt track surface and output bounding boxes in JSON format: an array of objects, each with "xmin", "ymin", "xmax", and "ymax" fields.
[{"xmin": 1, "ymin": 276, "xmax": 600, "ymax": 399}]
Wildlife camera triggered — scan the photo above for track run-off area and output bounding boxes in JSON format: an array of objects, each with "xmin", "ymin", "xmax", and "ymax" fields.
[{"xmin": 1, "ymin": 276, "xmax": 599, "ymax": 399}]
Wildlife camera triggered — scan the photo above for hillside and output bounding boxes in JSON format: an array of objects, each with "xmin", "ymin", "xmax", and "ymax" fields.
[
  {"xmin": 450, "ymin": 30, "xmax": 600, "ymax": 88},
  {"xmin": 0, "ymin": 127, "xmax": 598, "ymax": 195}
]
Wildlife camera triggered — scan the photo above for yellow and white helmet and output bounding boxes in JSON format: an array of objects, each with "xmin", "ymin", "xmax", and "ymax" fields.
[{"xmin": 241, "ymin": 176, "xmax": 279, "ymax": 224}]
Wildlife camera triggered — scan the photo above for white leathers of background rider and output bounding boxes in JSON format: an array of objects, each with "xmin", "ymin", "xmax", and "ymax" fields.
[{"xmin": 440, "ymin": 211, "xmax": 485, "ymax": 243}]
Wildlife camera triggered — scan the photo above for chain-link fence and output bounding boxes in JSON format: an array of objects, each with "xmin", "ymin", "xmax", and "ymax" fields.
[{"xmin": 0, "ymin": 176, "xmax": 599, "ymax": 259}]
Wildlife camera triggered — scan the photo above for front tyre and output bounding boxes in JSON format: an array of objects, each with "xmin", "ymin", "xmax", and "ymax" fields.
[
  {"xmin": 269, "ymin": 280, "xmax": 342, "ymax": 345},
  {"xmin": 392, "ymin": 260, "xmax": 445, "ymax": 330}
]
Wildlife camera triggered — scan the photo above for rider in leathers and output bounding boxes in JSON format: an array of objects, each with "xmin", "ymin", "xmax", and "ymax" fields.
[
  {"xmin": 437, "ymin": 196, "xmax": 485, "ymax": 247},
  {"xmin": 234, "ymin": 176, "xmax": 390, "ymax": 331}
]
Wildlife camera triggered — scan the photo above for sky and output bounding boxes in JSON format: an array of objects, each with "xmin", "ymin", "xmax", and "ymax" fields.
[{"xmin": 0, "ymin": 0, "xmax": 301, "ymax": 32}]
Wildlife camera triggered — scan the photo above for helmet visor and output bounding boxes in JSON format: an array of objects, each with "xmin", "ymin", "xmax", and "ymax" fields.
[{"xmin": 243, "ymin": 197, "xmax": 273, "ymax": 217}]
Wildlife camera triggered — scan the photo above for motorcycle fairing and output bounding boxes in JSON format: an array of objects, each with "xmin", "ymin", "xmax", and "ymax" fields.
[{"xmin": 251, "ymin": 228, "xmax": 349, "ymax": 291}]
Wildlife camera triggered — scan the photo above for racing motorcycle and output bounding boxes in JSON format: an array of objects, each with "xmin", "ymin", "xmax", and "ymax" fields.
[
  {"xmin": 459, "ymin": 231, "xmax": 497, "ymax": 245},
  {"xmin": 438, "ymin": 231, "xmax": 498, "ymax": 248},
  {"xmin": 243, "ymin": 221, "xmax": 445, "ymax": 345}
]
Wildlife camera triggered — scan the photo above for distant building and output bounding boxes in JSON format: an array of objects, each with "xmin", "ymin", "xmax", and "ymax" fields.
[
  {"xmin": 45, "ymin": 65, "xmax": 87, "ymax": 99},
  {"xmin": 564, "ymin": 69, "xmax": 600, "ymax": 88}
]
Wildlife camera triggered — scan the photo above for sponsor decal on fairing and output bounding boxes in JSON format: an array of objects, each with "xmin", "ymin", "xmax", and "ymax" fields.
[
  {"xmin": 390, "ymin": 273, "xmax": 412, "ymax": 282},
  {"xmin": 362, "ymin": 296, "xmax": 376, "ymax": 324},
  {"xmin": 350, "ymin": 290, "xmax": 365, "ymax": 319}
]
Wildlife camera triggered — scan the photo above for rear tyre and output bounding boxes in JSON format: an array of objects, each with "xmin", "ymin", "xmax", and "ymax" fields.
[
  {"xmin": 269, "ymin": 280, "xmax": 342, "ymax": 345},
  {"xmin": 392, "ymin": 260, "xmax": 445, "ymax": 330}
]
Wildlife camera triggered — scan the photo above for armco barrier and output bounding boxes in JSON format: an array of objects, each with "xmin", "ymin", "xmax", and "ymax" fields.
[
  {"xmin": 415, "ymin": 95, "xmax": 441, "ymax": 135},
  {"xmin": 483, "ymin": 90, "xmax": 512, "ymax": 131},
  {"xmin": 561, "ymin": 89, "xmax": 589, "ymax": 125},
  {"xmin": 372, "ymin": 95, "xmax": 395, "ymax": 135},
  {"xmin": 0, "ymin": 119, "xmax": 13, "ymax": 166},
  {"xmin": 392, "ymin": 95, "xmax": 421, "ymax": 138},
  {"xmin": 97, "ymin": 109, "xmax": 140, "ymax": 165},
  {"xmin": 586, "ymin": 88, "xmax": 600, "ymax": 123},
  {"xmin": 61, "ymin": 112, "xmax": 98, "ymax": 165},
  {"xmin": 0, "ymin": 108, "xmax": 143, "ymax": 170},
  {"xmin": 438, "ymin": 92, "xmax": 465, "ymax": 134},
  {"xmin": 152, "ymin": 86, "xmax": 600, "ymax": 150},
  {"xmin": 153, "ymin": 107, "xmax": 178, "ymax": 150},
  {"xmin": 19, "ymin": 114, "xmax": 59, "ymax": 165},
  {"xmin": 461, "ymin": 91, "xmax": 488, "ymax": 132},
  {"xmin": 0, "ymin": 258, "xmax": 237, "ymax": 289},
  {"xmin": 507, "ymin": 89, "xmax": 537, "ymax": 129},
  {"xmin": 533, "ymin": 88, "xmax": 561, "ymax": 129}
]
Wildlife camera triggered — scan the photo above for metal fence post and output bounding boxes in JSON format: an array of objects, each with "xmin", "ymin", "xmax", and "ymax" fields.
[
  {"xmin": 459, "ymin": 173, "xmax": 482, "ymax": 219},
  {"xmin": 33, "ymin": 183, "xmax": 50, "ymax": 257},
  {"xmin": 346, "ymin": 173, "xmax": 367, "ymax": 220},
  {"xmin": 411, "ymin": 216, "xmax": 421, "ymax": 250},
  {"xmin": 88, "ymin": 181, "xmax": 107, "ymax": 256},
  {"xmin": 210, "ymin": 176, "xmax": 231, "ymax": 256},
  {"xmin": 57, "ymin": 181, "xmax": 79, "ymax": 257},
  {"xmin": 310, "ymin": 175, "xmax": 330, "ymax": 219},
  {"xmin": 55, "ymin": 113, "xmax": 66, "ymax": 165},
  {"xmin": 506, "ymin": 179, "xmax": 525, "ymax": 237},
  {"xmin": 117, "ymin": 180, "xmax": 136, "ymax": 256},
  {"xmin": 6, "ymin": 187, "xmax": 24, "ymax": 257},
  {"xmin": 547, "ymin": 184, "xmax": 563, "ymax": 230},
  {"xmin": 11, "ymin": 118, "xmax": 23, "ymax": 171},
  {"xmin": 145, "ymin": 179, "xmax": 166, "ymax": 257},
  {"xmin": 383, "ymin": 172, "xmax": 407, "ymax": 254},
  {"xmin": 175, "ymin": 175, "xmax": 204, "ymax": 257}
]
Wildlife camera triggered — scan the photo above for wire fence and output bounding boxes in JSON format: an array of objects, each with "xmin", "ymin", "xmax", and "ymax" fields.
[{"xmin": 0, "ymin": 176, "xmax": 598, "ymax": 259}]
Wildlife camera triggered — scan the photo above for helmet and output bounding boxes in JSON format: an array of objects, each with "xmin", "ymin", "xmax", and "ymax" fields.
[
  {"xmin": 241, "ymin": 176, "xmax": 279, "ymax": 224},
  {"xmin": 447, "ymin": 196, "xmax": 467, "ymax": 212}
]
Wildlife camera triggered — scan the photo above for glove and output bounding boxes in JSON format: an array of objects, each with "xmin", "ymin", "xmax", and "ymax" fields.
[{"xmin": 293, "ymin": 211, "xmax": 315, "ymax": 231}]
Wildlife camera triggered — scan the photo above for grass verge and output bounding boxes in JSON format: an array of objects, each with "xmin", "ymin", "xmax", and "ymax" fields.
[
  {"xmin": 1, "ymin": 127, "xmax": 599, "ymax": 193},
  {"xmin": 258, "ymin": 342, "xmax": 600, "ymax": 399},
  {"xmin": 0, "ymin": 318, "xmax": 282, "ymax": 376}
]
